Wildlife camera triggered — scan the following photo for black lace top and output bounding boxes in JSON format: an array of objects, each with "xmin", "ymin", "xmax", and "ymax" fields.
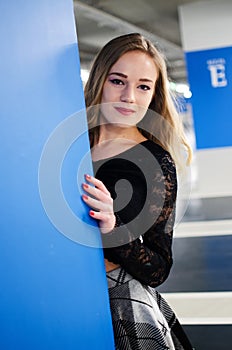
[{"xmin": 93, "ymin": 140, "xmax": 177, "ymax": 288}]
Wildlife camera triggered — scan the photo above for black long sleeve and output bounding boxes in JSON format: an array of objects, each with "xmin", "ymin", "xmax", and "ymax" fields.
[{"xmin": 93, "ymin": 140, "xmax": 177, "ymax": 288}]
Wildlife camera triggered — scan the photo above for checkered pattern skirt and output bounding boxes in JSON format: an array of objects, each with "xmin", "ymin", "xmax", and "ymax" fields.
[{"xmin": 107, "ymin": 267, "xmax": 194, "ymax": 350}]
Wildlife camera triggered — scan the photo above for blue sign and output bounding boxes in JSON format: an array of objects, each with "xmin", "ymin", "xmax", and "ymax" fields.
[{"xmin": 186, "ymin": 46, "xmax": 232, "ymax": 149}]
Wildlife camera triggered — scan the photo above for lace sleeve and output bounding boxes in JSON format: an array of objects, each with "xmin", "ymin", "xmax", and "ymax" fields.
[{"xmin": 102, "ymin": 151, "xmax": 177, "ymax": 288}]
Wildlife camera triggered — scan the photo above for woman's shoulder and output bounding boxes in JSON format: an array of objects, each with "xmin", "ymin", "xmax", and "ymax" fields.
[
  {"xmin": 142, "ymin": 139, "xmax": 176, "ymax": 174},
  {"xmin": 142, "ymin": 139, "xmax": 173, "ymax": 159}
]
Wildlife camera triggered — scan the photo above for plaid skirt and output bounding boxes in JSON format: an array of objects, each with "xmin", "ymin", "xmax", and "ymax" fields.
[{"xmin": 107, "ymin": 267, "xmax": 194, "ymax": 350}]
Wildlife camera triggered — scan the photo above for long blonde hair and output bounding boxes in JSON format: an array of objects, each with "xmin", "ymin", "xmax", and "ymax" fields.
[{"xmin": 84, "ymin": 33, "xmax": 192, "ymax": 168}]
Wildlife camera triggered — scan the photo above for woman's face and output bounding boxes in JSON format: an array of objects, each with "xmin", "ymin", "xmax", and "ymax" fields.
[{"xmin": 100, "ymin": 50, "xmax": 158, "ymax": 126}]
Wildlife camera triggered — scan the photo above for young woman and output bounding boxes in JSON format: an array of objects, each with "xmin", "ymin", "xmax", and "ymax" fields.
[{"xmin": 82, "ymin": 33, "xmax": 194, "ymax": 349}]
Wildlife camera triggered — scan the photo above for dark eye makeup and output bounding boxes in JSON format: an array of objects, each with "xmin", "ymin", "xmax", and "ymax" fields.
[{"xmin": 109, "ymin": 78, "xmax": 124, "ymax": 85}]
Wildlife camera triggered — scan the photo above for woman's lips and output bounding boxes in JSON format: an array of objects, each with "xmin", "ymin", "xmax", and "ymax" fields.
[{"xmin": 114, "ymin": 106, "xmax": 136, "ymax": 116}]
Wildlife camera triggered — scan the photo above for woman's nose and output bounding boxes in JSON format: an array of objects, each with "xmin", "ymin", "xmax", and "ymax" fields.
[{"xmin": 120, "ymin": 85, "xmax": 135, "ymax": 103}]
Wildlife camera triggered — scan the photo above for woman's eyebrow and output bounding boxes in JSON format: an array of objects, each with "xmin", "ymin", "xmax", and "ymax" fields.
[
  {"xmin": 139, "ymin": 78, "xmax": 154, "ymax": 83},
  {"xmin": 108, "ymin": 72, "xmax": 154, "ymax": 83},
  {"xmin": 108, "ymin": 72, "xmax": 127, "ymax": 78}
]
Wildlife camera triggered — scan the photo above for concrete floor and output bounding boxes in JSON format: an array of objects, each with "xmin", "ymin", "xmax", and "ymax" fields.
[{"xmin": 158, "ymin": 219, "xmax": 232, "ymax": 349}]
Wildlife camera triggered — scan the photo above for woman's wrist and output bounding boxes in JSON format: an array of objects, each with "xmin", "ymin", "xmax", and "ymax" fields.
[{"xmin": 100, "ymin": 213, "xmax": 116, "ymax": 234}]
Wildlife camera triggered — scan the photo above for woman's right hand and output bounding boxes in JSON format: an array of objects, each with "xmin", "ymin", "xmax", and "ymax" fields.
[{"xmin": 82, "ymin": 174, "xmax": 116, "ymax": 234}]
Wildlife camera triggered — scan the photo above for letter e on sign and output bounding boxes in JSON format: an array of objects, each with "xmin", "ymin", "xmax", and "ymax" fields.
[{"xmin": 207, "ymin": 59, "xmax": 227, "ymax": 88}]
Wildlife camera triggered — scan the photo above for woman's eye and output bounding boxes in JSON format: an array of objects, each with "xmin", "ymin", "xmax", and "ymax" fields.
[
  {"xmin": 109, "ymin": 78, "xmax": 124, "ymax": 85},
  {"xmin": 139, "ymin": 85, "xmax": 151, "ymax": 91}
]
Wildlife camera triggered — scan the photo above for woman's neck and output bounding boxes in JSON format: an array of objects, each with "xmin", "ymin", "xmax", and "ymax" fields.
[
  {"xmin": 98, "ymin": 123, "xmax": 145, "ymax": 143},
  {"xmin": 91, "ymin": 124, "xmax": 147, "ymax": 161}
]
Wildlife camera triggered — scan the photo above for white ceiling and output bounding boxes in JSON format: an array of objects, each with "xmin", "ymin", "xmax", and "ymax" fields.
[{"xmin": 73, "ymin": 0, "xmax": 201, "ymax": 83}]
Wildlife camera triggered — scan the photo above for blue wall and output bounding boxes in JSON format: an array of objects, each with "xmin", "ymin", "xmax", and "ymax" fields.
[{"xmin": 0, "ymin": 1, "xmax": 114, "ymax": 349}]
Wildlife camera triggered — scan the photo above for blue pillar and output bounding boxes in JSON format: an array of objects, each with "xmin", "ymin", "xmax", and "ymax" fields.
[{"xmin": 0, "ymin": 1, "xmax": 114, "ymax": 349}]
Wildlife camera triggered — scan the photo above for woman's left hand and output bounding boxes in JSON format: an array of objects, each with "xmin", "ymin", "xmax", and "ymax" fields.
[{"xmin": 82, "ymin": 174, "xmax": 116, "ymax": 234}]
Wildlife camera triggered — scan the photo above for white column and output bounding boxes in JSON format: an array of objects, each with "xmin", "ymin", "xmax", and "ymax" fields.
[{"xmin": 179, "ymin": 0, "xmax": 232, "ymax": 198}]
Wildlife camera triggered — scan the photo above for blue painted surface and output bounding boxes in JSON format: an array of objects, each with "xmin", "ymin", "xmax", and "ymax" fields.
[
  {"xmin": 185, "ymin": 46, "xmax": 232, "ymax": 149},
  {"xmin": 0, "ymin": 1, "xmax": 114, "ymax": 349}
]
